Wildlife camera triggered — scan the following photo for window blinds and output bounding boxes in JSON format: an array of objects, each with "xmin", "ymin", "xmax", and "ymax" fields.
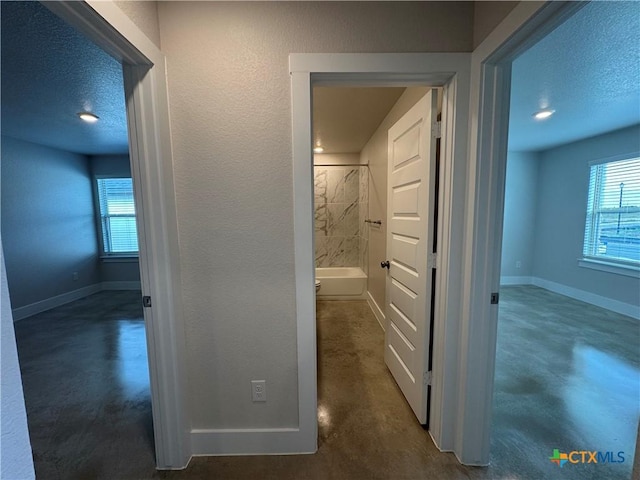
[
  {"xmin": 97, "ymin": 178, "xmax": 139, "ymax": 254},
  {"xmin": 583, "ymin": 157, "xmax": 640, "ymax": 264}
]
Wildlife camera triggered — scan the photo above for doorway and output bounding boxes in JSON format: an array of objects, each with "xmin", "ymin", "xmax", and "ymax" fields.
[
  {"xmin": 312, "ymin": 86, "xmax": 440, "ymax": 431},
  {"xmin": 0, "ymin": 0, "xmax": 189, "ymax": 470},
  {"xmin": 291, "ymin": 54, "xmax": 471, "ymax": 455},
  {"xmin": 1, "ymin": 2, "xmax": 151, "ymax": 474},
  {"xmin": 493, "ymin": 1, "xmax": 640, "ymax": 475}
]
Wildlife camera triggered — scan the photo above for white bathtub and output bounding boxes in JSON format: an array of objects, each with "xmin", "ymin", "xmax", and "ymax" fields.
[{"xmin": 315, "ymin": 267, "xmax": 367, "ymax": 299}]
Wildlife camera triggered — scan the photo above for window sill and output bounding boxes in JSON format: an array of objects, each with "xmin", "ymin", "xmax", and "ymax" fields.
[
  {"xmin": 578, "ymin": 258, "xmax": 640, "ymax": 279},
  {"xmin": 100, "ymin": 255, "xmax": 139, "ymax": 263}
]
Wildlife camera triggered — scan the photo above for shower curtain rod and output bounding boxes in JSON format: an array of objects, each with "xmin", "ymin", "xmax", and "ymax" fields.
[{"xmin": 314, "ymin": 164, "xmax": 368, "ymax": 167}]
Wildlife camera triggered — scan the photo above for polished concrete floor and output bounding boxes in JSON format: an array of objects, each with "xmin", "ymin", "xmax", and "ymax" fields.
[{"xmin": 14, "ymin": 287, "xmax": 639, "ymax": 479}]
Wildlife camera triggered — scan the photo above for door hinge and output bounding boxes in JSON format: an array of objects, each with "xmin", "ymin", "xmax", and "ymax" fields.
[
  {"xmin": 142, "ymin": 296, "xmax": 152, "ymax": 308},
  {"xmin": 423, "ymin": 371, "xmax": 432, "ymax": 386},
  {"xmin": 490, "ymin": 292, "xmax": 499, "ymax": 305},
  {"xmin": 427, "ymin": 252, "xmax": 437, "ymax": 269},
  {"xmin": 433, "ymin": 120, "xmax": 442, "ymax": 139}
]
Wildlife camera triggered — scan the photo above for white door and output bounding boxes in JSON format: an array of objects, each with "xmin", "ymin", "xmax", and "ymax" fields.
[{"xmin": 384, "ymin": 90, "xmax": 438, "ymax": 424}]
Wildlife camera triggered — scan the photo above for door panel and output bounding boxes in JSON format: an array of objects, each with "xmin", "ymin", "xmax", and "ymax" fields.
[{"xmin": 384, "ymin": 90, "xmax": 437, "ymax": 424}]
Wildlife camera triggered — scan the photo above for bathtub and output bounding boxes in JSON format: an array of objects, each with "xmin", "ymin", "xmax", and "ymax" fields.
[{"xmin": 315, "ymin": 267, "xmax": 367, "ymax": 299}]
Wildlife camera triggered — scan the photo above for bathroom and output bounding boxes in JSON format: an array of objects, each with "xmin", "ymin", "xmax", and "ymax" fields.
[{"xmin": 313, "ymin": 85, "xmax": 433, "ymax": 319}]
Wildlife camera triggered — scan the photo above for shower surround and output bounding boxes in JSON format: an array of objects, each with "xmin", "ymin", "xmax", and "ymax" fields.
[{"xmin": 314, "ymin": 165, "xmax": 368, "ymax": 272}]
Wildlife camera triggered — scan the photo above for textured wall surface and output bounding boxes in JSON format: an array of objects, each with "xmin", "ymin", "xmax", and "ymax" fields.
[
  {"xmin": 501, "ymin": 151, "xmax": 539, "ymax": 279},
  {"xmin": 360, "ymin": 87, "xmax": 431, "ymax": 312},
  {"xmin": 0, "ymin": 246, "xmax": 35, "ymax": 479},
  {"xmin": 472, "ymin": 1, "xmax": 519, "ymax": 49},
  {"xmin": 1, "ymin": 136, "xmax": 99, "ymax": 309},
  {"xmin": 113, "ymin": 0, "xmax": 161, "ymax": 48},
  {"xmin": 533, "ymin": 125, "xmax": 640, "ymax": 306},
  {"xmin": 157, "ymin": 2, "xmax": 473, "ymax": 430}
]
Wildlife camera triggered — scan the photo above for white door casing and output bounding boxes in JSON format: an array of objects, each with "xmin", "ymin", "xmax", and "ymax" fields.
[{"xmin": 384, "ymin": 90, "xmax": 438, "ymax": 424}]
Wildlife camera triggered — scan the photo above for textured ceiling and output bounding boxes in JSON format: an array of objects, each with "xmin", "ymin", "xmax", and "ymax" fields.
[
  {"xmin": 1, "ymin": 2, "xmax": 637, "ymax": 157},
  {"xmin": 313, "ymin": 87, "xmax": 405, "ymax": 154},
  {"xmin": 1, "ymin": 1, "xmax": 128, "ymax": 155},
  {"xmin": 508, "ymin": 1, "xmax": 640, "ymax": 152}
]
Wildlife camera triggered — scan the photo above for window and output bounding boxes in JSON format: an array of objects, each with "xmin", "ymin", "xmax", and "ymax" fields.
[
  {"xmin": 583, "ymin": 157, "xmax": 640, "ymax": 267},
  {"xmin": 96, "ymin": 178, "xmax": 139, "ymax": 255}
]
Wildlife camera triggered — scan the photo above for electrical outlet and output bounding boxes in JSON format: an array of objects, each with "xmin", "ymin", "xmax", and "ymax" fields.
[
  {"xmin": 251, "ymin": 380, "xmax": 266, "ymax": 402},
  {"xmin": 515, "ymin": 261, "xmax": 522, "ymax": 269},
  {"xmin": 72, "ymin": 272, "xmax": 79, "ymax": 281}
]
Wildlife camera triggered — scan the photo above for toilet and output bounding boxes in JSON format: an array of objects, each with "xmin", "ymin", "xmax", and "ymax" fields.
[{"xmin": 315, "ymin": 279, "xmax": 321, "ymax": 293}]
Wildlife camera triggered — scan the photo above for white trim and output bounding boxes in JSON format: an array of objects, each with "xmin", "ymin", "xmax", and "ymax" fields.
[
  {"xmin": 40, "ymin": 1, "xmax": 190, "ymax": 469},
  {"xmin": 12, "ymin": 282, "xmax": 142, "ymax": 321},
  {"xmin": 101, "ymin": 256, "xmax": 139, "ymax": 263},
  {"xmin": 531, "ymin": 277, "xmax": 640, "ymax": 321},
  {"xmin": 101, "ymin": 281, "xmax": 142, "ymax": 290},
  {"xmin": 460, "ymin": 1, "xmax": 588, "ymax": 466},
  {"xmin": 366, "ymin": 291, "xmax": 385, "ymax": 331},
  {"xmin": 499, "ymin": 276, "xmax": 532, "ymax": 286},
  {"xmin": 291, "ymin": 52, "xmax": 470, "ymax": 461},
  {"xmin": 190, "ymin": 428, "xmax": 314, "ymax": 456},
  {"xmin": 578, "ymin": 258, "xmax": 640, "ymax": 278},
  {"xmin": 12, "ymin": 284, "xmax": 102, "ymax": 322}
]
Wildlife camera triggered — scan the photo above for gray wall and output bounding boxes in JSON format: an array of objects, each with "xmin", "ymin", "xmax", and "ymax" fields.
[
  {"xmin": 90, "ymin": 154, "xmax": 141, "ymax": 283},
  {"xmin": 532, "ymin": 125, "xmax": 640, "ymax": 306},
  {"xmin": 500, "ymin": 151, "xmax": 539, "ymax": 278},
  {"xmin": 157, "ymin": 1, "xmax": 473, "ymax": 430},
  {"xmin": 472, "ymin": 1, "xmax": 520, "ymax": 49},
  {"xmin": 1, "ymin": 136, "xmax": 99, "ymax": 308}
]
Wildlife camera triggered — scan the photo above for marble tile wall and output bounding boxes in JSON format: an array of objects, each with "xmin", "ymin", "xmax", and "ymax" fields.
[{"xmin": 314, "ymin": 166, "xmax": 368, "ymax": 270}]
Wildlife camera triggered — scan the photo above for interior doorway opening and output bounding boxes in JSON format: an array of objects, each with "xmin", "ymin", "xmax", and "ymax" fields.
[
  {"xmin": 2, "ymin": 0, "xmax": 190, "ymax": 470},
  {"xmin": 311, "ymin": 86, "xmax": 443, "ymax": 434},
  {"xmin": 0, "ymin": 1, "xmax": 154, "ymax": 474},
  {"xmin": 492, "ymin": 1, "xmax": 640, "ymax": 475}
]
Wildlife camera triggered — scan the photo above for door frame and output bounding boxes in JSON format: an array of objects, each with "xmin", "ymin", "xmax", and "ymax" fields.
[
  {"xmin": 458, "ymin": 0, "xmax": 586, "ymax": 465},
  {"xmin": 41, "ymin": 1, "xmax": 191, "ymax": 469},
  {"xmin": 290, "ymin": 53, "xmax": 471, "ymax": 455}
]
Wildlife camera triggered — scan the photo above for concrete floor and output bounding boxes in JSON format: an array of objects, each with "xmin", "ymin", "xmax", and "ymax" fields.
[{"xmin": 14, "ymin": 287, "xmax": 639, "ymax": 479}]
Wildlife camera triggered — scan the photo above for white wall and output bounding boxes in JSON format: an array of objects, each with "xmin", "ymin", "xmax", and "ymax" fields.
[
  {"xmin": 532, "ymin": 125, "xmax": 640, "ymax": 308},
  {"xmin": 1, "ymin": 136, "xmax": 99, "ymax": 310},
  {"xmin": 157, "ymin": 1, "xmax": 473, "ymax": 431},
  {"xmin": 360, "ymin": 87, "xmax": 431, "ymax": 313},
  {"xmin": 113, "ymin": 1, "xmax": 160, "ymax": 48},
  {"xmin": 0, "ymin": 244, "xmax": 35, "ymax": 479},
  {"xmin": 500, "ymin": 151, "xmax": 539, "ymax": 281}
]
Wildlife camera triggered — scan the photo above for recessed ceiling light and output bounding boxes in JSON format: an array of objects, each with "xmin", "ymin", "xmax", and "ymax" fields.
[
  {"xmin": 313, "ymin": 146, "xmax": 324, "ymax": 154},
  {"xmin": 533, "ymin": 109, "xmax": 555, "ymax": 120},
  {"xmin": 78, "ymin": 112, "xmax": 99, "ymax": 123}
]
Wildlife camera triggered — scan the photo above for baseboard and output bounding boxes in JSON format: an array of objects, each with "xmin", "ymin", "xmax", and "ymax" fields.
[
  {"xmin": 500, "ymin": 276, "xmax": 532, "ymax": 286},
  {"xmin": 12, "ymin": 284, "xmax": 102, "ymax": 321},
  {"xmin": 366, "ymin": 291, "xmax": 385, "ymax": 331},
  {"xmin": 12, "ymin": 281, "xmax": 143, "ymax": 321},
  {"xmin": 531, "ymin": 277, "xmax": 640, "ymax": 320},
  {"xmin": 101, "ymin": 281, "xmax": 141, "ymax": 290},
  {"xmin": 190, "ymin": 428, "xmax": 315, "ymax": 456}
]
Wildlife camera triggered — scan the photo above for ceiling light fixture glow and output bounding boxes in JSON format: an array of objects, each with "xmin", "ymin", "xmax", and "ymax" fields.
[
  {"xmin": 533, "ymin": 109, "xmax": 555, "ymax": 120},
  {"xmin": 78, "ymin": 112, "xmax": 99, "ymax": 123},
  {"xmin": 313, "ymin": 146, "xmax": 324, "ymax": 154}
]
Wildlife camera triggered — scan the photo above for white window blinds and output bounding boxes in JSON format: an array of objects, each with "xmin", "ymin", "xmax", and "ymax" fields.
[
  {"xmin": 583, "ymin": 157, "xmax": 640, "ymax": 265},
  {"xmin": 97, "ymin": 178, "xmax": 139, "ymax": 254}
]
